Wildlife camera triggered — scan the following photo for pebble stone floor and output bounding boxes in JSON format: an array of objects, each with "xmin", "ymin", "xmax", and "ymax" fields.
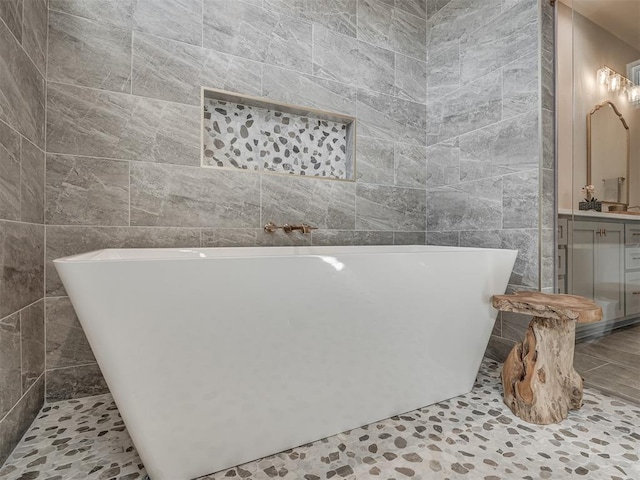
[{"xmin": 1, "ymin": 360, "xmax": 640, "ymax": 480}]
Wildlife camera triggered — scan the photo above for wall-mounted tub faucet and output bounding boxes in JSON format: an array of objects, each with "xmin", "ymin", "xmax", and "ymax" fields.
[{"xmin": 264, "ymin": 222, "xmax": 317, "ymax": 234}]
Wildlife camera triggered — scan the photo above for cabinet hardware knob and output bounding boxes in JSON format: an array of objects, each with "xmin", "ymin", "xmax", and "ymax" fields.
[
  {"xmin": 633, "ymin": 233, "xmax": 640, "ymax": 236},
  {"xmin": 633, "ymin": 292, "xmax": 640, "ymax": 295}
]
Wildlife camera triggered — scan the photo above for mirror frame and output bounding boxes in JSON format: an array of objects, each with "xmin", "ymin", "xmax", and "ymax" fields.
[{"xmin": 587, "ymin": 101, "xmax": 630, "ymax": 205}]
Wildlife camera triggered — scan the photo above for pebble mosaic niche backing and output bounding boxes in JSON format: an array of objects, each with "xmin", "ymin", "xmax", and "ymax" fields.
[{"xmin": 202, "ymin": 89, "xmax": 355, "ymax": 180}]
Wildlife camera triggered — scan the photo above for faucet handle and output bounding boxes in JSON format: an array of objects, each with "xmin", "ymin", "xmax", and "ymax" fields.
[
  {"xmin": 301, "ymin": 224, "xmax": 318, "ymax": 234},
  {"xmin": 264, "ymin": 222, "xmax": 279, "ymax": 233}
]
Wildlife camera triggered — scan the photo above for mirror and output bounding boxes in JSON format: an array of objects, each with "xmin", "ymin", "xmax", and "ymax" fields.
[{"xmin": 587, "ymin": 101, "xmax": 630, "ymax": 205}]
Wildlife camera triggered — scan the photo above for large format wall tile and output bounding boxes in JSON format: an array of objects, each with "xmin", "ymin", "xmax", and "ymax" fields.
[
  {"xmin": 357, "ymin": 89, "xmax": 426, "ymax": 146},
  {"xmin": 426, "ymin": 70, "xmax": 502, "ymax": 145},
  {"xmin": 263, "ymin": 0, "xmax": 357, "ymax": 37},
  {"xmin": 310, "ymin": 229, "xmax": 394, "ymax": 246},
  {"xmin": 20, "ymin": 299, "xmax": 44, "ymax": 392},
  {"xmin": 459, "ymin": 0, "xmax": 537, "ymax": 83},
  {"xmin": 22, "ymin": 0, "xmax": 48, "ymax": 75},
  {"xmin": 0, "ymin": 222, "xmax": 44, "ymax": 318},
  {"xmin": 262, "ymin": 65, "xmax": 357, "ymax": 117},
  {"xmin": 49, "ymin": 0, "xmax": 135, "ymax": 29},
  {"xmin": 46, "ymin": 363, "xmax": 108, "ymax": 401},
  {"xmin": 46, "ymin": 155, "xmax": 129, "ymax": 226},
  {"xmin": 426, "ymin": 0, "xmax": 501, "ymax": 59},
  {"xmin": 20, "ymin": 139, "xmax": 45, "ymax": 224},
  {"xmin": 47, "ymin": 83, "xmax": 200, "ymax": 166},
  {"xmin": 358, "ymin": 0, "xmax": 427, "ymax": 60},
  {"xmin": 45, "ymin": 226, "xmax": 201, "ymax": 296},
  {"xmin": 132, "ymin": 0, "xmax": 202, "ymax": 46},
  {"xmin": 395, "ymin": 143, "xmax": 426, "ymax": 188},
  {"xmin": 356, "ymin": 184, "xmax": 426, "ymax": 231},
  {"xmin": 503, "ymin": 50, "xmax": 538, "ymax": 119},
  {"xmin": 130, "ymin": 163, "xmax": 261, "ymax": 227},
  {"xmin": 262, "ymin": 175, "xmax": 356, "ymax": 230},
  {"xmin": 426, "ymin": 139, "xmax": 460, "ymax": 187},
  {"xmin": 313, "ymin": 27, "xmax": 395, "ymax": 95},
  {"xmin": 132, "ymin": 33, "xmax": 262, "ymax": 105},
  {"xmin": 201, "ymin": 228, "xmax": 311, "ymax": 247},
  {"xmin": 203, "ymin": 0, "xmax": 313, "ymax": 73},
  {"xmin": 427, "ymin": 176, "xmax": 502, "ymax": 231},
  {"xmin": 394, "ymin": 53, "xmax": 427, "ymax": 104},
  {"xmin": 355, "ymin": 137, "xmax": 395, "ymax": 185},
  {"xmin": 0, "ymin": 121, "xmax": 21, "ymax": 221},
  {"xmin": 0, "ymin": 0, "xmax": 22, "ymax": 42},
  {"xmin": 0, "ymin": 19, "xmax": 45, "ymax": 149},
  {"xmin": 503, "ymin": 169, "xmax": 539, "ymax": 229},
  {"xmin": 0, "ymin": 312, "xmax": 21, "ymax": 420},
  {"xmin": 48, "ymin": 10, "xmax": 132, "ymax": 93},
  {"xmin": 393, "ymin": 231, "xmax": 426, "ymax": 245},
  {"xmin": 0, "ymin": 376, "xmax": 43, "ymax": 466},
  {"xmin": 459, "ymin": 110, "xmax": 539, "ymax": 181},
  {"xmin": 46, "ymin": 297, "xmax": 95, "ymax": 369},
  {"xmin": 426, "ymin": 43, "xmax": 460, "ymax": 101}
]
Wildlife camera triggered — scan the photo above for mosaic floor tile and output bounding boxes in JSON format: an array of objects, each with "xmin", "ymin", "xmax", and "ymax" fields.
[{"xmin": 2, "ymin": 360, "xmax": 640, "ymax": 480}]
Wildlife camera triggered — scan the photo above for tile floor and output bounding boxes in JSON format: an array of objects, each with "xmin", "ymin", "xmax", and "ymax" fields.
[
  {"xmin": 1, "ymin": 360, "xmax": 639, "ymax": 480},
  {"xmin": 575, "ymin": 323, "xmax": 640, "ymax": 402}
]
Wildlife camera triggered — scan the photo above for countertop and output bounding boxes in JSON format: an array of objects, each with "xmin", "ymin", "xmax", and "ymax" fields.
[{"xmin": 558, "ymin": 208, "xmax": 640, "ymax": 221}]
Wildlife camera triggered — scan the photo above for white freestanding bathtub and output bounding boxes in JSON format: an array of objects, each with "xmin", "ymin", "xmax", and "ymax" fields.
[{"xmin": 55, "ymin": 245, "xmax": 517, "ymax": 480}]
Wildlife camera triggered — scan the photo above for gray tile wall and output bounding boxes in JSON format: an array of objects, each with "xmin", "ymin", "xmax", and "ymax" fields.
[
  {"xmin": 34, "ymin": 0, "xmax": 554, "ymax": 408},
  {"xmin": 0, "ymin": 0, "xmax": 48, "ymax": 466}
]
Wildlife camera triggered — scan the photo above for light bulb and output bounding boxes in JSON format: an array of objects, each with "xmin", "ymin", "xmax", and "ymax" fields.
[
  {"xmin": 609, "ymin": 74, "xmax": 622, "ymax": 92},
  {"xmin": 628, "ymin": 85, "xmax": 640, "ymax": 104},
  {"xmin": 597, "ymin": 67, "xmax": 609, "ymax": 85}
]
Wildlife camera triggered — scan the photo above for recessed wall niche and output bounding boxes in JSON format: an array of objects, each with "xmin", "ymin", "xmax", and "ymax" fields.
[{"xmin": 202, "ymin": 88, "xmax": 355, "ymax": 181}]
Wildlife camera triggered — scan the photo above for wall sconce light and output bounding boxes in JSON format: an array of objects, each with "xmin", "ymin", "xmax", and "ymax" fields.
[{"xmin": 597, "ymin": 65, "xmax": 639, "ymax": 105}]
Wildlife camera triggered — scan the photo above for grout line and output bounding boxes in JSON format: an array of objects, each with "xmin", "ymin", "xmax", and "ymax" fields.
[
  {"xmin": 0, "ymin": 371, "xmax": 44, "ymax": 426},
  {"xmin": 46, "ymin": 362, "xmax": 100, "ymax": 373}
]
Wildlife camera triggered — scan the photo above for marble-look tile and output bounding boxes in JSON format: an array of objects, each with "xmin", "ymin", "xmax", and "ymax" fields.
[
  {"xmin": 130, "ymin": 163, "xmax": 261, "ymax": 228},
  {"xmin": 459, "ymin": 110, "xmax": 539, "ymax": 181},
  {"xmin": 426, "ymin": 231, "xmax": 459, "ymax": 246},
  {"xmin": 49, "ymin": 0, "xmax": 134, "ymax": 29},
  {"xmin": 0, "ymin": 0, "xmax": 22, "ymax": 42},
  {"xmin": 501, "ymin": 228, "xmax": 538, "ymax": 287},
  {"xmin": 313, "ymin": 27, "xmax": 395, "ymax": 96},
  {"xmin": 540, "ymin": 227, "xmax": 554, "ymax": 290},
  {"xmin": 352, "ymin": 230, "xmax": 394, "ymax": 245},
  {"xmin": 358, "ymin": 0, "xmax": 427, "ymax": 60},
  {"xmin": 201, "ymin": 228, "xmax": 311, "ymax": 247},
  {"xmin": 502, "ymin": 169, "xmax": 539, "ymax": 229},
  {"xmin": 393, "ymin": 231, "xmax": 425, "ymax": 245},
  {"xmin": 48, "ymin": 10, "xmax": 132, "ymax": 93},
  {"xmin": 47, "ymin": 82, "xmax": 200, "ymax": 166},
  {"xmin": 262, "ymin": 65, "xmax": 357, "ymax": 117},
  {"xmin": 394, "ymin": 53, "xmax": 427, "ymax": 104},
  {"xmin": 459, "ymin": 0, "xmax": 537, "ymax": 83},
  {"xmin": 203, "ymin": 0, "xmax": 312, "ymax": 73},
  {"xmin": 0, "ymin": 19, "xmax": 45, "ymax": 149},
  {"xmin": 20, "ymin": 138, "xmax": 45, "ymax": 224},
  {"xmin": 0, "ymin": 121, "xmax": 21, "ymax": 221},
  {"xmin": 503, "ymin": 51, "xmax": 538, "ymax": 119},
  {"xmin": 395, "ymin": 0, "xmax": 427, "ymax": 19},
  {"xmin": 20, "ymin": 299, "xmax": 44, "ymax": 392},
  {"xmin": 427, "ymin": 177, "xmax": 502, "ymax": 231},
  {"xmin": 0, "ymin": 312, "xmax": 21, "ymax": 419},
  {"xmin": 426, "ymin": 43, "xmax": 459, "ymax": 101},
  {"xmin": 22, "ymin": 0, "xmax": 48, "ymax": 75},
  {"xmin": 133, "ymin": 33, "xmax": 262, "ymax": 105},
  {"xmin": 356, "ymin": 184, "xmax": 426, "ymax": 231},
  {"xmin": 426, "ymin": 138, "xmax": 459, "ymax": 187},
  {"xmin": 46, "ymin": 364, "xmax": 108, "ymax": 401},
  {"xmin": 45, "ymin": 154, "xmax": 129, "ymax": 226},
  {"xmin": 310, "ymin": 230, "xmax": 394, "ymax": 246},
  {"xmin": 355, "ymin": 137, "xmax": 394, "ymax": 185},
  {"xmin": 45, "ymin": 296, "xmax": 95, "ymax": 369},
  {"xmin": 426, "ymin": 0, "xmax": 452, "ymax": 17},
  {"xmin": 0, "ymin": 221, "xmax": 44, "ymax": 318},
  {"xmin": 542, "ymin": 108, "xmax": 555, "ymax": 170},
  {"xmin": 426, "ymin": 70, "xmax": 502, "ymax": 146},
  {"xmin": 484, "ymin": 335, "xmax": 516, "ymax": 362},
  {"xmin": 541, "ymin": 167, "xmax": 555, "ymax": 229},
  {"xmin": 394, "ymin": 143, "xmax": 426, "ymax": 188},
  {"xmin": 459, "ymin": 229, "xmax": 502, "ymax": 249},
  {"xmin": 426, "ymin": 0, "xmax": 500, "ymax": 59},
  {"xmin": 262, "ymin": 175, "xmax": 356, "ymax": 230},
  {"xmin": 263, "ymin": 0, "xmax": 357, "ymax": 37},
  {"xmin": 132, "ymin": 0, "xmax": 202, "ymax": 46},
  {"xmin": 45, "ymin": 225, "xmax": 201, "ymax": 296},
  {"xmin": 0, "ymin": 376, "xmax": 43, "ymax": 467},
  {"xmin": 357, "ymin": 89, "xmax": 426, "ymax": 146}
]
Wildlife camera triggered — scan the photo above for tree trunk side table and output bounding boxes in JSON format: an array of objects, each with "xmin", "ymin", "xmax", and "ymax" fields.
[{"xmin": 492, "ymin": 292, "xmax": 603, "ymax": 425}]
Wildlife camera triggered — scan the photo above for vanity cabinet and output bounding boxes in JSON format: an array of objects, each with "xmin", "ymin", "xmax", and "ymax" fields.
[{"xmin": 567, "ymin": 220, "xmax": 625, "ymax": 321}]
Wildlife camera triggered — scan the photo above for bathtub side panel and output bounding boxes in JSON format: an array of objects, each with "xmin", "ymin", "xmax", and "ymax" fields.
[{"xmin": 55, "ymin": 249, "xmax": 515, "ymax": 480}]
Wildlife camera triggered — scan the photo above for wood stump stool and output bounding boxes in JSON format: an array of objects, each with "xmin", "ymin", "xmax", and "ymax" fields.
[{"xmin": 492, "ymin": 292, "xmax": 602, "ymax": 425}]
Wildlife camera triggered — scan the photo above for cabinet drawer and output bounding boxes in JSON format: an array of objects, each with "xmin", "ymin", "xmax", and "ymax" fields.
[
  {"xmin": 557, "ymin": 247, "xmax": 566, "ymax": 274},
  {"xmin": 626, "ymin": 247, "xmax": 640, "ymax": 270},
  {"xmin": 626, "ymin": 224, "xmax": 640, "ymax": 245},
  {"xmin": 626, "ymin": 272, "xmax": 640, "ymax": 316},
  {"xmin": 558, "ymin": 218, "xmax": 568, "ymax": 246}
]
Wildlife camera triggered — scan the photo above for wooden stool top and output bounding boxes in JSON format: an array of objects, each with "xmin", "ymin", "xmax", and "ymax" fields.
[{"xmin": 492, "ymin": 291, "xmax": 602, "ymax": 324}]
